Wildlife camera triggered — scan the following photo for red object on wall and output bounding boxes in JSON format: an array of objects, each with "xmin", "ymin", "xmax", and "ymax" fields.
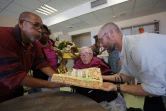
[{"xmin": 139, "ymin": 27, "xmax": 144, "ymax": 33}]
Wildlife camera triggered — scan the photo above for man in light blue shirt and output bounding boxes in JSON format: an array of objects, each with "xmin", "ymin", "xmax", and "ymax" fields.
[{"xmin": 98, "ymin": 22, "xmax": 166, "ymax": 111}]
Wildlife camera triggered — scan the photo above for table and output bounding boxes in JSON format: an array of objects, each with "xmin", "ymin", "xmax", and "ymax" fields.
[{"xmin": 0, "ymin": 91, "xmax": 106, "ymax": 111}]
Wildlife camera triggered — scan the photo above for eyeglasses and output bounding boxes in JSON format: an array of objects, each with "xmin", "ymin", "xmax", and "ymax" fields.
[
  {"xmin": 80, "ymin": 53, "xmax": 92, "ymax": 57},
  {"xmin": 21, "ymin": 20, "xmax": 43, "ymax": 30},
  {"xmin": 98, "ymin": 32, "xmax": 108, "ymax": 44}
]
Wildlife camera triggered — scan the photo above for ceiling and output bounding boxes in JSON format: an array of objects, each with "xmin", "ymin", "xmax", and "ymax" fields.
[
  {"xmin": 0, "ymin": 0, "xmax": 166, "ymax": 33},
  {"xmin": 0, "ymin": 0, "xmax": 93, "ymax": 19}
]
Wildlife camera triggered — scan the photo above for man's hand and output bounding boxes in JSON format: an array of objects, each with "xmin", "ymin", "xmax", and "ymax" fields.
[
  {"xmin": 102, "ymin": 82, "xmax": 116, "ymax": 92},
  {"xmin": 48, "ymin": 82, "xmax": 70, "ymax": 88}
]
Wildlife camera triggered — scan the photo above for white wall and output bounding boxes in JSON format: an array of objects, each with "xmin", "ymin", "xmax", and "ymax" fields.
[
  {"xmin": 72, "ymin": 32, "xmax": 91, "ymax": 47},
  {"xmin": 69, "ymin": 11, "xmax": 166, "ymax": 45},
  {"xmin": 49, "ymin": 32, "xmax": 62, "ymax": 41},
  {"xmin": 0, "ymin": 16, "xmax": 18, "ymax": 27},
  {"xmin": 91, "ymin": 30, "xmax": 99, "ymax": 45},
  {"xmin": 58, "ymin": 35, "xmax": 71, "ymax": 42}
]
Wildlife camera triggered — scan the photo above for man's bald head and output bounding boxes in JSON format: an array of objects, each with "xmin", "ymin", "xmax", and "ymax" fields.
[
  {"xmin": 18, "ymin": 12, "xmax": 43, "ymax": 43},
  {"xmin": 100, "ymin": 22, "xmax": 122, "ymax": 34},
  {"xmin": 19, "ymin": 12, "xmax": 41, "ymax": 21},
  {"xmin": 98, "ymin": 22, "xmax": 123, "ymax": 52}
]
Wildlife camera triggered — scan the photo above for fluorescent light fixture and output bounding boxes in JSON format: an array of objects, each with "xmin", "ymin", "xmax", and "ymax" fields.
[
  {"xmin": 41, "ymin": 6, "xmax": 55, "ymax": 13},
  {"xmin": 37, "ymin": 8, "xmax": 52, "ymax": 14},
  {"xmin": 35, "ymin": 4, "xmax": 57, "ymax": 15},
  {"xmin": 36, "ymin": 10, "xmax": 48, "ymax": 15},
  {"xmin": 44, "ymin": 4, "xmax": 58, "ymax": 12}
]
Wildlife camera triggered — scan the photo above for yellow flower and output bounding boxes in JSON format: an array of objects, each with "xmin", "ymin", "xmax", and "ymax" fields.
[{"xmin": 62, "ymin": 39, "xmax": 67, "ymax": 43}]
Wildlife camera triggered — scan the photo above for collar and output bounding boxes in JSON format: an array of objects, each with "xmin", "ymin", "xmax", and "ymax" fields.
[
  {"xmin": 120, "ymin": 35, "xmax": 125, "ymax": 58},
  {"xmin": 14, "ymin": 24, "xmax": 22, "ymax": 44},
  {"xmin": 14, "ymin": 24, "xmax": 33, "ymax": 47}
]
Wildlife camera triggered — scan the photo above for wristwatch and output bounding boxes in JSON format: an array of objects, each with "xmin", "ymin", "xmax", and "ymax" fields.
[{"xmin": 117, "ymin": 84, "xmax": 121, "ymax": 93}]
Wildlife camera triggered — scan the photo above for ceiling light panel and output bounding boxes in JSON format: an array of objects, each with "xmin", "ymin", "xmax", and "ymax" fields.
[{"xmin": 35, "ymin": 4, "xmax": 57, "ymax": 15}]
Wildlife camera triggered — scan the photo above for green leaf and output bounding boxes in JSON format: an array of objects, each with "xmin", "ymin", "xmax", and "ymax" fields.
[
  {"xmin": 66, "ymin": 41, "xmax": 69, "ymax": 45},
  {"xmin": 56, "ymin": 37, "xmax": 59, "ymax": 41},
  {"xmin": 83, "ymin": 78, "xmax": 90, "ymax": 82},
  {"xmin": 58, "ymin": 43, "xmax": 65, "ymax": 50}
]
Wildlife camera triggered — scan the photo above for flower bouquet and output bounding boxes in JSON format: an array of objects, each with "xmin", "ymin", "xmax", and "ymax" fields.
[{"xmin": 55, "ymin": 38, "xmax": 79, "ymax": 59}]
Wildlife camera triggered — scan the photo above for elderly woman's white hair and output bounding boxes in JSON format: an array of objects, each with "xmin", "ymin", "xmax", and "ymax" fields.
[{"xmin": 80, "ymin": 46, "xmax": 93, "ymax": 54}]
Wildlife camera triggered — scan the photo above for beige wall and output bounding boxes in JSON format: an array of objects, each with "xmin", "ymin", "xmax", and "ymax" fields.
[
  {"xmin": 72, "ymin": 32, "xmax": 91, "ymax": 48},
  {"xmin": 0, "ymin": 16, "xmax": 18, "ymax": 27}
]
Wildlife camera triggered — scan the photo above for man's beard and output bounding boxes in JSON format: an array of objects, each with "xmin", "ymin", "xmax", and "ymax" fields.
[
  {"xmin": 107, "ymin": 43, "xmax": 115, "ymax": 53},
  {"xmin": 30, "ymin": 35, "xmax": 41, "ymax": 43},
  {"xmin": 24, "ymin": 31, "xmax": 41, "ymax": 43}
]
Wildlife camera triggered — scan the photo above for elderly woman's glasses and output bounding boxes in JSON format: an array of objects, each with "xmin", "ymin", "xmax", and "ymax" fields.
[
  {"xmin": 80, "ymin": 53, "xmax": 92, "ymax": 57},
  {"xmin": 21, "ymin": 20, "xmax": 43, "ymax": 30}
]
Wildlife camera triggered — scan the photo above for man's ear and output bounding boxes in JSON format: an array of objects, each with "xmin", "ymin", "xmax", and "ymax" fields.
[{"xmin": 18, "ymin": 20, "xmax": 23, "ymax": 28}]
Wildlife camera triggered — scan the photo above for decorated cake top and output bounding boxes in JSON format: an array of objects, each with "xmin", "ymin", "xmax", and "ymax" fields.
[
  {"xmin": 51, "ymin": 67, "xmax": 103, "ymax": 89},
  {"xmin": 64, "ymin": 67, "xmax": 101, "ymax": 80}
]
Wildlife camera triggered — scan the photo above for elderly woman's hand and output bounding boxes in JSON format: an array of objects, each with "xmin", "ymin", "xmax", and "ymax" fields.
[{"xmin": 102, "ymin": 82, "xmax": 116, "ymax": 92}]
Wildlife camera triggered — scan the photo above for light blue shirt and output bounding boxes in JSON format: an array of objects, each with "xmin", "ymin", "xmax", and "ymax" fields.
[
  {"xmin": 120, "ymin": 33, "xmax": 166, "ymax": 96},
  {"xmin": 108, "ymin": 51, "xmax": 121, "ymax": 73}
]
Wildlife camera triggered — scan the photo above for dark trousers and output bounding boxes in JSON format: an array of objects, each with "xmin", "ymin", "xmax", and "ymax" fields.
[{"xmin": 144, "ymin": 96, "xmax": 166, "ymax": 111}]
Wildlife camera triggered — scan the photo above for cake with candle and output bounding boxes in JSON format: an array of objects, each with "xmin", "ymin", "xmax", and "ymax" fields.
[{"xmin": 51, "ymin": 67, "xmax": 103, "ymax": 89}]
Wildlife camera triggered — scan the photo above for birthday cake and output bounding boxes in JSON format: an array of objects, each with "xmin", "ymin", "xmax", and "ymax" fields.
[{"xmin": 51, "ymin": 68, "xmax": 103, "ymax": 89}]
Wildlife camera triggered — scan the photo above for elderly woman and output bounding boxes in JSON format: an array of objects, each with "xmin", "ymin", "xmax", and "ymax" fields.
[{"xmin": 73, "ymin": 47, "xmax": 126, "ymax": 111}]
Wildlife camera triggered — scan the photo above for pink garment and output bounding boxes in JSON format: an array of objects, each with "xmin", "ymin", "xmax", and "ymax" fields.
[
  {"xmin": 37, "ymin": 40, "xmax": 58, "ymax": 70},
  {"xmin": 73, "ymin": 57, "xmax": 111, "ymax": 74}
]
